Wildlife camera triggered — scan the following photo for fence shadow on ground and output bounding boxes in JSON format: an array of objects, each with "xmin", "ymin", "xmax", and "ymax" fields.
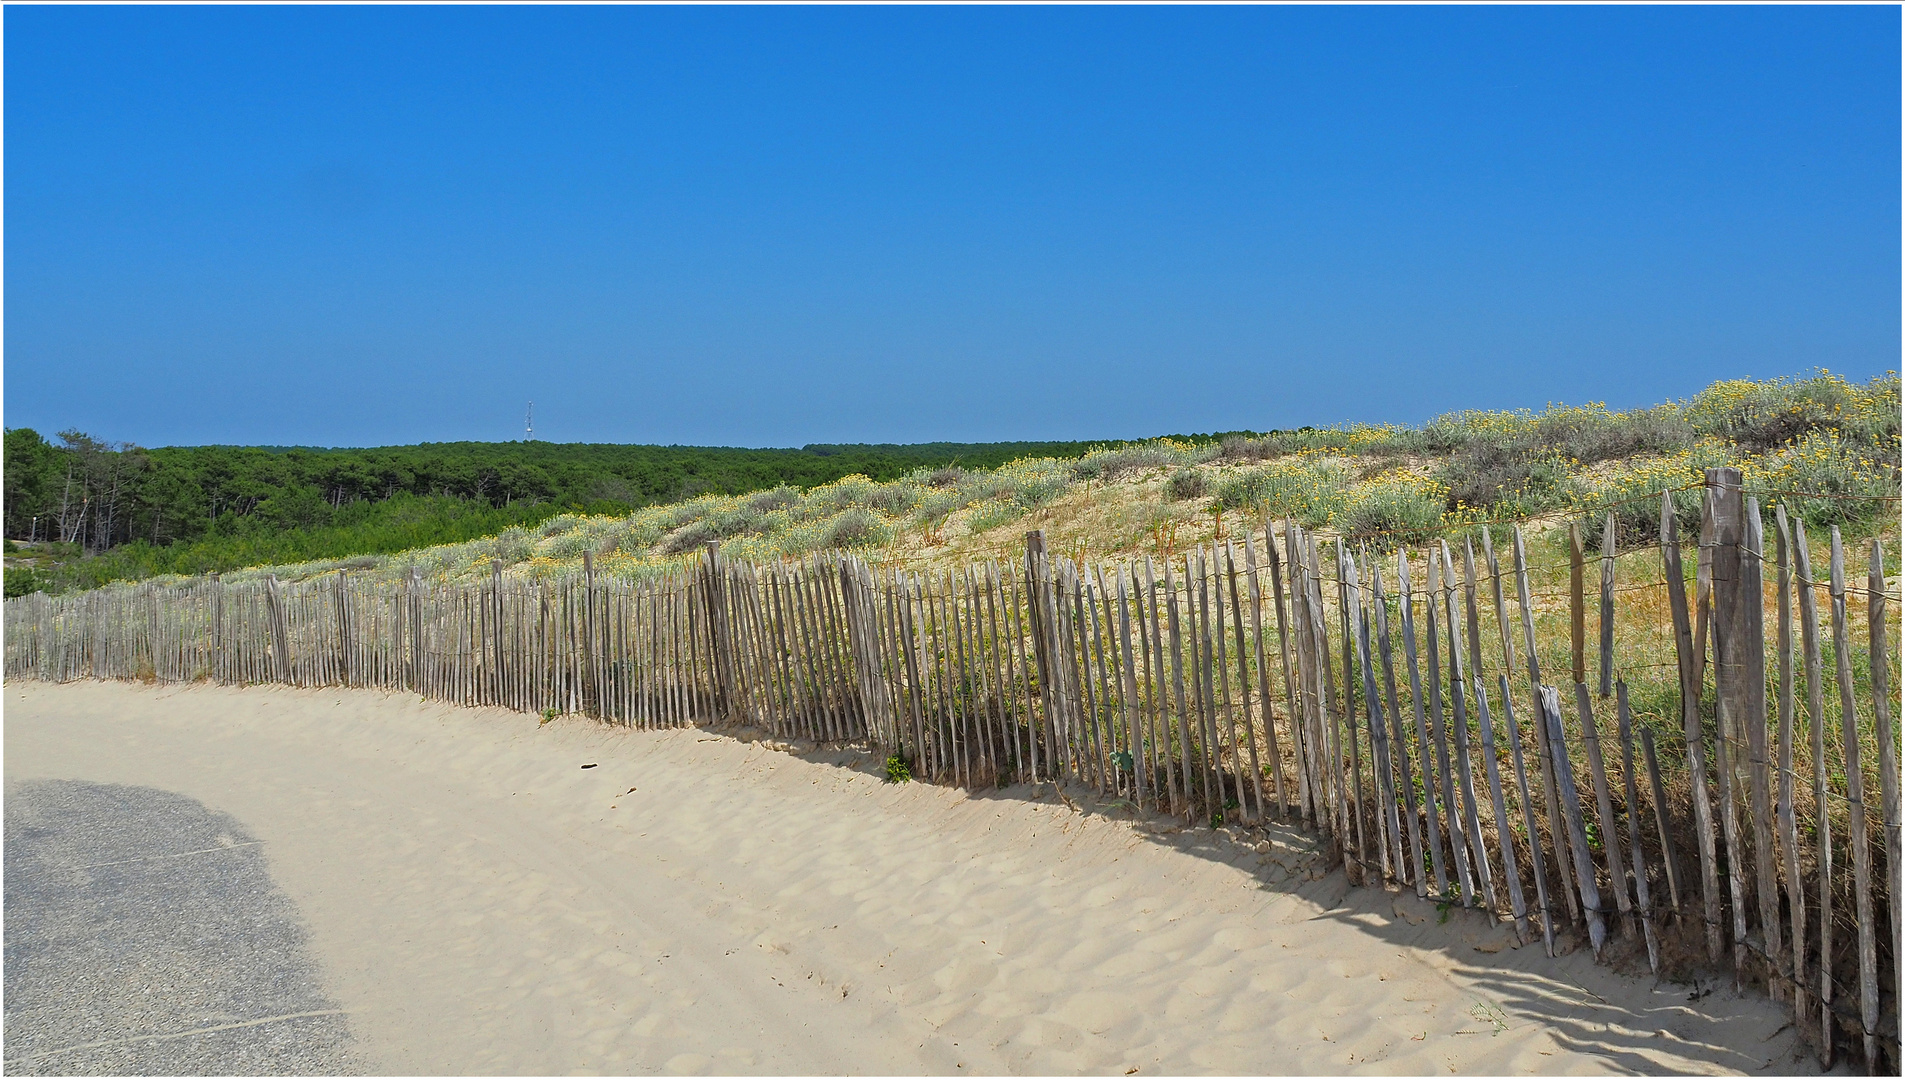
[{"xmin": 730, "ymin": 722, "xmax": 1817, "ymax": 1076}]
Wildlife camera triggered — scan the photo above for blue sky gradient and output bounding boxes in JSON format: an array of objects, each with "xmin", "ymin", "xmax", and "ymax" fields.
[{"xmin": 5, "ymin": 5, "xmax": 1898, "ymax": 448}]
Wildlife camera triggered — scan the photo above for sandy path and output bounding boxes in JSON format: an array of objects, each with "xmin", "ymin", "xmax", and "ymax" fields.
[{"xmin": 4, "ymin": 681, "xmax": 1810, "ymax": 1075}]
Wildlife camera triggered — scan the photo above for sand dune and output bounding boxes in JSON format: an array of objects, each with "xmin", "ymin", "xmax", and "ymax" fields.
[{"xmin": 5, "ymin": 681, "xmax": 1811, "ymax": 1075}]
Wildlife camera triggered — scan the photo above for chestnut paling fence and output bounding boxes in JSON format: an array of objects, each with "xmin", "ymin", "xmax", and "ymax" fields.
[{"xmin": 6, "ymin": 467, "xmax": 1898, "ymax": 1071}]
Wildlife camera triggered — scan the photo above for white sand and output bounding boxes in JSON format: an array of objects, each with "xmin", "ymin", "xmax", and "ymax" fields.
[{"xmin": 5, "ymin": 681, "xmax": 1811, "ymax": 1075}]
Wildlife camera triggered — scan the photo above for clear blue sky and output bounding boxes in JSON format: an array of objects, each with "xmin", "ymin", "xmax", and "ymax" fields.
[{"xmin": 5, "ymin": 5, "xmax": 1898, "ymax": 449}]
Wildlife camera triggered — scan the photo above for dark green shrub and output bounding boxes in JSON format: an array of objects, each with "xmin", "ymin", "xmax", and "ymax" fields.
[
  {"xmin": 859, "ymin": 485, "xmax": 917, "ymax": 516},
  {"xmin": 804, "ymin": 477, "xmax": 917, "ymax": 519},
  {"xmin": 1526, "ymin": 404, "xmax": 1692, "ymax": 463},
  {"xmin": 4, "ymin": 565, "xmax": 43, "ymax": 599},
  {"xmin": 1686, "ymin": 371, "xmax": 1900, "ymax": 454},
  {"xmin": 1435, "ymin": 443, "xmax": 1578, "ymax": 514},
  {"xmin": 655, "ymin": 503, "xmax": 771, "ymax": 554},
  {"xmin": 1748, "ymin": 430, "xmax": 1902, "ymax": 535},
  {"xmin": 911, "ymin": 489, "xmax": 966, "ymax": 524},
  {"xmin": 1212, "ymin": 435, "xmax": 1282, "ymax": 463},
  {"xmin": 1209, "ymin": 460, "xmax": 1348, "ymax": 526},
  {"xmin": 745, "ymin": 486, "xmax": 800, "ymax": 513},
  {"xmin": 1210, "ymin": 428, "xmax": 1356, "ymax": 461},
  {"xmin": 657, "ymin": 519, "xmax": 719, "ymax": 555},
  {"xmin": 821, "ymin": 508, "xmax": 886, "ymax": 549},
  {"xmin": 710, "ymin": 505, "xmax": 770, "ymax": 537},
  {"xmin": 1165, "ymin": 468, "xmax": 1208, "ymax": 501},
  {"xmin": 1071, "ymin": 443, "xmax": 1185, "ymax": 480},
  {"xmin": 1335, "ymin": 478, "xmax": 1446, "ymax": 548}
]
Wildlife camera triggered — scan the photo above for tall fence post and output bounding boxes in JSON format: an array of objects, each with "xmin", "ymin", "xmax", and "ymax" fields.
[
  {"xmin": 1707, "ymin": 467, "xmax": 1778, "ymax": 991},
  {"xmin": 700, "ymin": 541, "xmax": 737, "ymax": 724},
  {"xmin": 264, "ymin": 574, "xmax": 291, "ymax": 685},
  {"xmin": 211, "ymin": 572, "xmax": 225, "ymax": 684}
]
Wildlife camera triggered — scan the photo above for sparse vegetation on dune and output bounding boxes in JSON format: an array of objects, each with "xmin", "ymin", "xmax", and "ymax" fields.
[
  {"xmin": 0, "ymin": 435, "xmax": 1109, "ymax": 594},
  {"xmin": 8, "ymin": 370, "xmax": 1897, "ymax": 597}
]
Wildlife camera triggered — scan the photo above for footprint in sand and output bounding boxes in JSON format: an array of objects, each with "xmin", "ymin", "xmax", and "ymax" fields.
[
  {"xmin": 663, "ymin": 1052, "xmax": 712, "ymax": 1074},
  {"xmin": 1054, "ymin": 991, "xmax": 1137, "ymax": 1035}
]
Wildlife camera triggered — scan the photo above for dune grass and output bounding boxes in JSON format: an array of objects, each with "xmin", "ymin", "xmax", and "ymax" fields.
[{"xmin": 21, "ymin": 370, "xmax": 1894, "ymax": 596}]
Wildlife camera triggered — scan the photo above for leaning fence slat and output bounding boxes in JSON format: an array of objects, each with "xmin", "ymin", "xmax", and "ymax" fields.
[
  {"xmin": 1335, "ymin": 542, "xmax": 1370, "ymax": 877},
  {"xmin": 1775, "ymin": 506, "xmax": 1805, "ymax": 1015},
  {"xmin": 1350, "ymin": 553, "xmax": 1402, "ymax": 882},
  {"xmin": 1465, "ymin": 537, "xmax": 1526, "ymax": 942},
  {"xmin": 1399, "ymin": 548, "xmax": 1450, "ymax": 897},
  {"xmin": 1165, "ymin": 561, "xmax": 1196, "ymax": 822},
  {"xmin": 1267, "ymin": 526, "xmax": 1303, "ymax": 820},
  {"xmin": 1640, "ymin": 728, "xmax": 1682, "ymax": 912},
  {"xmin": 1793, "ymin": 517, "xmax": 1834, "ymax": 1064},
  {"xmin": 1426, "ymin": 549, "xmax": 1475, "ymax": 906},
  {"xmin": 1544, "ymin": 684, "xmax": 1607, "ymax": 958},
  {"xmin": 1115, "ymin": 571, "xmax": 1145, "ymax": 802},
  {"xmin": 1516, "ymin": 525, "xmax": 1581, "ymax": 927},
  {"xmin": 1225, "ymin": 542, "xmax": 1267, "ymax": 821},
  {"xmin": 1662, "ymin": 490, "xmax": 1723, "ymax": 963},
  {"xmin": 1441, "ymin": 541, "xmax": 1495, "ymax": 912},
  {"xmin": 1570, "ymin": 522, "xmax": 1587, "ymax": 690},
  {"xmin": 1245, "ymin": 534, "xmax": 1285, "ymax": 817},
  {"xmin": 1599, "ymin": 512, "xmax": 1616, "ymax": 698},
  {"xmin": 1615, "ymin": 681, "xmax": 1660, "ymax": 972},
  {"xmin": 1871, "ymin": 539, "xmax": 1900, "ymax": 1021},
  {"xmin": 1135, "ymin": 563, "xmax": 1165, "ymax": 815},
  {"xmin": 1307, "ymin": 531, "xmax": 1346, "ymax": 853},
  {"xmin": 1501, "ymin": 676, "xmax": 1555, "ymax": 955},
  {"xmin": 1375, "ymin": 558, "xmax": 1427, "ymax": 896},
  {"xmin": 1575, "ymin": 683, "xmax": 1633, "ymax": 938},
  {"xmin": 1190, "ymin": 550, "xmax": 1221, "ymax": 818},
  {"xmin": 1830, "ymin": 528, "xmax": 1880, "ymax": 1069}
]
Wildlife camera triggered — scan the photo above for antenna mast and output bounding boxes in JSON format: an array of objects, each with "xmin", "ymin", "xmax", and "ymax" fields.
[{"xmin": 525, "ymin": 402, "xmax": 534, "ymax": 440}]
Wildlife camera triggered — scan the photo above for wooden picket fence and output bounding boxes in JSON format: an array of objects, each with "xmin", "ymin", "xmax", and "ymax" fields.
[{"xmin": 5, "ymin": 467, "xmax": 1897, "ymax": 1070}]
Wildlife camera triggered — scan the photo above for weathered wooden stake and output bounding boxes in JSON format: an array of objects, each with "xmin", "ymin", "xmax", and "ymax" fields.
[{"xmin": 1662, "ymin": 490, "xmax": 1723, "ymax": 962}]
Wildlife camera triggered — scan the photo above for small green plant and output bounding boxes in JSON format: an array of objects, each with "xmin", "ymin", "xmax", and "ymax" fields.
[
  {"xmin": 884, "ymin": 755, "xmax": 913, "ymax": 784},
  {"xmin": 1112, "ymin": 750, "xmax": 1134, "ymax": 773},
  {"xmin": 1223, "ymin": 797, "xmax": 1239, "ymax": 811},
  {"xmin": 1210, "ymin": 811, "xmax": 1224, "ymax": 829},
  {"xmin": 1469, "ymin": 1000, "xmax": 1509, "ymax": 1036},
  {"xmin": 965, "ymin": 498, "xmax": 1026, "ymax": 534},
  {"xmin": 1436, "ymin": 883, "xmax": 1461, "ymax": 924},
  {"xmin": 540, "ymin": 707, "xmax": 559, "ymax": 727}
]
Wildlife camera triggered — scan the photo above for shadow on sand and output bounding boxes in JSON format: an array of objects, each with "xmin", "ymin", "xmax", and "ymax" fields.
[{"xmin": 713, "ymin": 722, "xmax": 1824, "ymax": 1076}]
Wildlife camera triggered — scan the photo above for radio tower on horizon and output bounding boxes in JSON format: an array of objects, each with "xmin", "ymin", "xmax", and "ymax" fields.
[{"xmin": 525, "ymin": 402, "xmax": 534, "ymax": 441}]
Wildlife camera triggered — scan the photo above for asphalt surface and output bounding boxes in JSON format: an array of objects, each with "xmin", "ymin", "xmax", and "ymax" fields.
[{"xmin": 3, "ymin": 779, "xmax": 359, "ymax": 1075}]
